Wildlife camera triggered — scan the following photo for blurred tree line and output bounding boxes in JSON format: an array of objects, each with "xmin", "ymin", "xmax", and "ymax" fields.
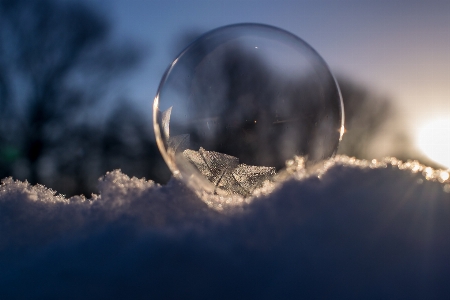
[
  {"xmin": 0, "ymin": 0, "xmax": 170, "ymax": 196},
  {"xmin": 0, "ymin": 0, "xmax": 422, "ymax": 197},
  {"xmin": 170, "ymin": 31, "xmax": 417, "ymax": 164},
  {"xmin": 167, "ymin": 28, "xmax": 342, "ymax": 169}
]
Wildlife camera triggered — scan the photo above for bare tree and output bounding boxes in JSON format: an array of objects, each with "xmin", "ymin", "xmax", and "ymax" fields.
[
  {"xmin": 0, "ymin": 0, "xmax": 142, "ymax": 194},
  {"xmin": 171, "ymin": 31, "xmax": 415, "ymax": 164},
  {"xmin": 333, "ymin": 76, "xmax": 432, "ymax": 164},
  {"xmin": 100, "ymin": 103, "xmax": 171, "ymax": 188},
  {"xmin": 336, "ymin": 76, "xmax": 400, "ymax": 159}
]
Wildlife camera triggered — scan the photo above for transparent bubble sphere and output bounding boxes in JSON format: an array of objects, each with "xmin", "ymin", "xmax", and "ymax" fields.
[{"xmin": 153, "ymin": 23, "xmax": 344, "ymax": 198}]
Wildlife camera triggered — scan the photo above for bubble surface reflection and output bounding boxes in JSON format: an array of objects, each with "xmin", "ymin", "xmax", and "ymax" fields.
[{"xmin": 153, "ymin": 24, "xmax": 344, "ymax": 198}]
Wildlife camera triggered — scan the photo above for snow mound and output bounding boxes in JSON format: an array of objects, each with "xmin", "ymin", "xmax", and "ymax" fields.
[{"xmin": 0, "ymin": 156, "xmax": 449, "ymax": 299}]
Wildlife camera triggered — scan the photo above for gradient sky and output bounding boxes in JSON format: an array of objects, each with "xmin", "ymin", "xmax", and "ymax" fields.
[{"xmin": 91, "ymin": 0, "xmax": 450, "ymax": 137}]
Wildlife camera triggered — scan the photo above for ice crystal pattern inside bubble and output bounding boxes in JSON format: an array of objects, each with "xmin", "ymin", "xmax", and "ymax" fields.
[{"xmin": 154, "ymin": 24, "xmax": 344, "ymax": 197}]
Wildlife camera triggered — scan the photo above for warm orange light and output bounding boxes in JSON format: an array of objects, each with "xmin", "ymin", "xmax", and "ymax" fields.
[
  {"xmin": 417, "ymin": 117, "xmax": 450, "ymax": 169},
  {"xmin": 339, "ymin": 125, "xmax": 346, "ymax": 141}
]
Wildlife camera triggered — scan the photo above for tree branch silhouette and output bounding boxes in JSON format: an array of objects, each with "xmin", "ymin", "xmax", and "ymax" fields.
[{"xmin": 0, "ymin": 0, "xmax": 145, "ymax": 195}]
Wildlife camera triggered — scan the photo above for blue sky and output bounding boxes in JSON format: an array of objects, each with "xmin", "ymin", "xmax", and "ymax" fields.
[{"xmin": 91, "ymin": 0, "xmax": 450, "ymax": 139}]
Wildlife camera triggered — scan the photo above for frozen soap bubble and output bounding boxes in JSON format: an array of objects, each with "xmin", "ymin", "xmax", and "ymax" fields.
[{"xmin": 153, "ymin": 23, "xmax": 344, "ymax": 198}]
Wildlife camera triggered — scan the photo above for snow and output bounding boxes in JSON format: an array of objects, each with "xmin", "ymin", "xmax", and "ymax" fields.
[{"xmin": 0, "ymin": 156, "xmax": 449, "ymax": 299}]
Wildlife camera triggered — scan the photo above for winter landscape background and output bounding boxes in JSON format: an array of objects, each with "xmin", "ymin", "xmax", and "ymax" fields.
[{"xmin": 0, "ymin": 0, "xmax": 449, "ymax": 298}]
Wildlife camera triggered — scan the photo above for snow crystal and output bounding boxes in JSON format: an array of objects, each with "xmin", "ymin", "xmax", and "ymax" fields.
[{"xmin": 0, "ymin": 157, "xmax": 449, "ymax": 299}]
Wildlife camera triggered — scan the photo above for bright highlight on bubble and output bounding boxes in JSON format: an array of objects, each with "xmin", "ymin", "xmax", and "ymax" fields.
[
  {"xmin": 153, "ymin": 24, "xmax": 344, "ymax": 198},
  {"xmin": 417, "ymin": 117, "xmax": 450, "ymax": 169}
]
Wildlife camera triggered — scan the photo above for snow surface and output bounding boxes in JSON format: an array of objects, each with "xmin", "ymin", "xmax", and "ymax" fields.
[{"xmin": 0, "ymin": 156, "xmax": 449, "ymax": 299}]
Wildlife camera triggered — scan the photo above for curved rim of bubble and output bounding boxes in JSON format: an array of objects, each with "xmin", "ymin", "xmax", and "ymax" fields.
[{"xmin": 153, "ymin": 23, "xmax": 345, "ymax": 180}]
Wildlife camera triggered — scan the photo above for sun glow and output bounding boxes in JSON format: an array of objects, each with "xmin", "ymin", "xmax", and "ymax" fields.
[{"xmin": 417, "ymin": 118, "xmax": 450, "ymax": 169}]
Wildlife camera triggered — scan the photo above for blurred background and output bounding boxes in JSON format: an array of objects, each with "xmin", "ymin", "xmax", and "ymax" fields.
[{"xmin": 0, "ymin": 0, "xmax": 448, "ymax": 196}]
